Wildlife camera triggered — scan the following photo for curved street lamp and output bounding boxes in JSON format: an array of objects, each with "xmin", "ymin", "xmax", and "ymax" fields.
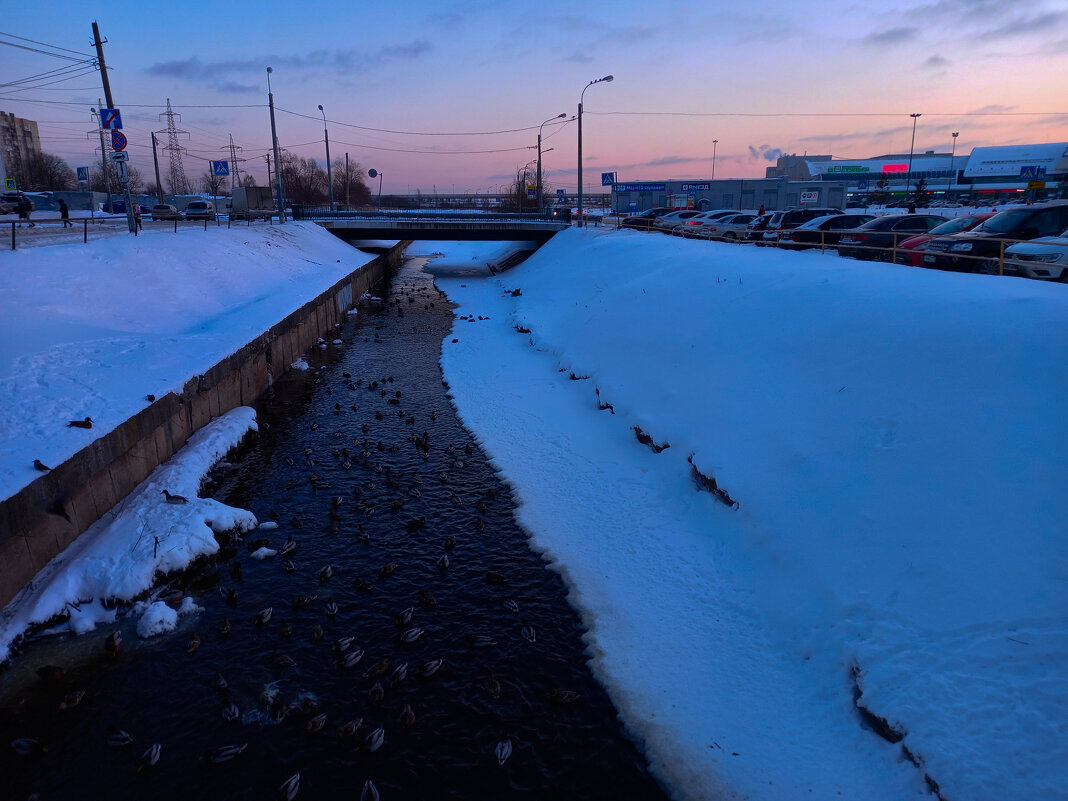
[
  {"xmin": 318, "ymin": 104, "xmax": 333, "ymax": 209},
  {"xmin": 577, "ymin": 75, "xmax": 613, "ymax": 225},
  {"xmin": 905, "ymin": 112, "xmax": 921, "ymax": 204},
  {"xmin": 538, "ymin": 113, "xmax": 566, "ymax": 213}
]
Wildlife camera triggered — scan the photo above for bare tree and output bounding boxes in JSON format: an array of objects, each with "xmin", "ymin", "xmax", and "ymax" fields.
[
  {"xmin": 88, "ymin": 163, "xmax": 146, "ymax": 194},
  {"xmin": 278, "ymin": 149, "xmax": 327, "ymax": 205},
  {"xmin": 19, "ymin": 152, "xmax": 77, "ymax": 190},
  {"xmin": 200, "ymin": 170, "xmax": 224, "ymax": 196},
  {"xmin": 241, "ymin": 173, "xmax": 258, "ymax": 188},
  {"xmin": 330, "ymin": 157, "xmax": 372, "ymax": 207}
]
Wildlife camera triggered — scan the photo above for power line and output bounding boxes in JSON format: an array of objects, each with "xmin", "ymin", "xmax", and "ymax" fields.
[
  {"xmin": 0, "ymin": 30, "xmax": 94, "ymax": 59},
  {"xmin": 587, "ymin": 110, "xmax": 1068, "ymax": 118},
  {"xmin": 328, "ymin": 137, "xmax": 535, "ymax": 155},
  {"xmin": 275, "ymin": 106, "xmax": 571, "ymax": 137}
]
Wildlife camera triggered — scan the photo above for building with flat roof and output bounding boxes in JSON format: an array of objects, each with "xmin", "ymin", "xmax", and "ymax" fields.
[
  {"xmin": 611, "ymin": 177, "xmax": 850, "ymax": 214},
  {"xmin": 0, "ymin": 111, "xmax": 43, "ymax": 188}
]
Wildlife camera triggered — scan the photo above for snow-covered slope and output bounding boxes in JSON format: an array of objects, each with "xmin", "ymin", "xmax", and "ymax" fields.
[{"xmin": 433, "ymin": 230, "xmax": 1068, "ymax": 801}]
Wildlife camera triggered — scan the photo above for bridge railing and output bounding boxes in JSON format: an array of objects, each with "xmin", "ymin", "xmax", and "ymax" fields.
[{"xmin": 292, "ymin": 205, "xmax": 556, "ymax": 222}]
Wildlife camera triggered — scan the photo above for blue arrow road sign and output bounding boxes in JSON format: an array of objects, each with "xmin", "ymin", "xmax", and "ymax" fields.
[
  {"xmin": 100, "ymin": 108, "xmax": 122, "ymax": 130},
  {"xmin": 601, "ymin": 172, "xmax": 616, "ymax": 186},
  {"xmin": 211, "ymin": 160, "xmax": 230, "ymax": 176}
]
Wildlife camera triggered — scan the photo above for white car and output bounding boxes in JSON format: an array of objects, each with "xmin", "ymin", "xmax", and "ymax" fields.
[
  {"xmin": 1004, "ymin": 227, "xmax": 1068, "ymax": 281},
  {"xmin": 654, "ymin": 209, "xmax": 704, "ymax": 232},
  {"xmin": 701, "ymin": 213, "xmax": 757, "ymax": 240},
  {"xmin": 671, "ymin": 209, "xmax": 739, "ymax": 236}
]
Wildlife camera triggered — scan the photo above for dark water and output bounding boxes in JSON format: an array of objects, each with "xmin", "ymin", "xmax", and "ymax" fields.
[{"xmin": 0, "ymin": 256, "xmax": 668, "ymax": 801}]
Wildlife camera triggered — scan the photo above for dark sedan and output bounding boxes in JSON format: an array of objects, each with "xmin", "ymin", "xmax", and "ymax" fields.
[
  {"xmin": 778, "ymin": 213, "xmax": 876, "ymax": 250},
  {"xmin": 837, "ymin": 214, "xmax": 946, "ymax": 261},
  {"xmin": 620, "ymin": 207, "xmax": 673, "ymax": 230}
]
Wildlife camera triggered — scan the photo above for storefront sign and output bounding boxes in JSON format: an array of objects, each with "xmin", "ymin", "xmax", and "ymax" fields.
[
  {"xmin": 680, "ymin": 183, "xmax": 710, "ymax": 191},
  {"xmin": 613, "ymin": 183, "xmax": 667, "ymax": 192}
]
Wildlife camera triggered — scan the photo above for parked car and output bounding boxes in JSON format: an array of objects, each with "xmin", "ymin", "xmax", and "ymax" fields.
[
  {"xmin": 672, "ymin": 209, "xmax": 739, "ymax": 236},
  {"xmin": 1003, "ymin": 227, "xmax": 1068, "ymax": 281},
  {"xmin": 777, "ymin": 213, "xmax": 876, "ymax": 250},
  {"xmin": 701, "ymin": 213, "xmax": 757, "ymax": 240},
  {"xmin": 620, "ymin": 207, "xmax": 673, "ymax": 230},
  {"xmin": 761, "ymin": 207, "xmax": 843, "ymax": 244},
  {"xmin": 922, "ymin": 202, "xmax": 1068, "ymax": 274},
  {"xmin": 837, "ymin": 214, "xmax": 947, "ymax": 260},
  {"xmin": 149, "ymin": 203, "xmax": 183, "ymax": 221},
  {"xmin": 653, "ymin": 209, "xmax": 705, "ymax": 232},
  {"xmin": 893, "ymin": 213, "xmax": 993, "ymax": 266},
  {"xmin": 183, "ymin": 200, "xmax": 216, "ymax": 221}
]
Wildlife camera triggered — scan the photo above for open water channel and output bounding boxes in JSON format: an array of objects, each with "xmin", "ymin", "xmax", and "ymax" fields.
[{"xmin": 0, "ymin": 252, "xmax": 669, "ymax": 800}]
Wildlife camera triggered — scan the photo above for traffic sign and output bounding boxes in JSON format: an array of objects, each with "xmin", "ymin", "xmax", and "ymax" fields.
[
  {"xmin": 4, "ymin": 178, "xmax": 16, "ymax": 190},
  {"xmin": 556, "ymin": 188, "xmax": 565, "ymax": 196},
  {"xmin": 111, "ymin": 130, "xmax": 128, "ymax": 151},
  {"xmin": 77, "ymin": 167, "xmax": 90, "ymax": 181},
  {"xmin": 1027, "ymin": 181, "xmax": 1046, "ymax": 190},
  {"xmin": 601, "ymin": 172, "xmax": 616, "ymax": 186},
  {"xmin": 109, "ymin": 151, "xmax": 129, "ymax": 162},
  {"xmin": 100, "ymin": 108, "xmax": 122, "ymax": 130},
  {"xmin": 115, "ymin": 160, "xmax": 128, "ymax": 182},
  {"xmin": 211, "ymin": 160, "xmax": 230, "ymax": 176},
  {"xmin": 526, "ymin": 184, "xmax": 536, "ymax": 199}
]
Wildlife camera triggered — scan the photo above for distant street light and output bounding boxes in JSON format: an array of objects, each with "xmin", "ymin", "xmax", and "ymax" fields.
[
  {"xmin": 905, "ymin": 112, "xmax": 921, "ymax": 203},
  {"xmin": 712, "ymin": 139, "xmax": 719, "ymax": 181},
  {"xmin": 266, "ymin": 67, "xmax": 284, "ymax": 221},
  {"xmin": 368, "ymin": 168, "xmax": 383, "ymax": 205},
  {"xmin": 948, "ymin": 131, "xmax": 959, "ymax": 196},
  {"xmin": 318, "ymin": 104, "xmax": 333, "ymax": 209},
  {"xmin": 577, "ymin": 74, "xmax": 613, "ymax": 225},
  {"xmin": 538, "ymin": 113, "xmax": 566, "ymax": 213}
]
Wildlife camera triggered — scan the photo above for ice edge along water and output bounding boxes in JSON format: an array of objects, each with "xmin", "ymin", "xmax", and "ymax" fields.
[{"xmin": 0, "ymin": 407, "xmax": 259, "ymax": 663}]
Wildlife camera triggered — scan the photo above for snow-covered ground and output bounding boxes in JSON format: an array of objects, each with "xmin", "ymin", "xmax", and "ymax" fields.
[
  {"xmin": 0, "ymin": 223, "xmax": 1064, "ymax": 800},
  {"xmin": 0, "ymin": 221, "xmax": 374, "ymax": 503},
  {"xmin": 428, "ymin": 231, "xmax": 1067, "ymax": 801}
]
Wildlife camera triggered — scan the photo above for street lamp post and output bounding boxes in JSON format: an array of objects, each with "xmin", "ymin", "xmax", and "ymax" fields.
[
  {"xmin": 712, "ymin": 139, "xmax": 719, "ymax": 181},
  {"xmin": 578, "ymin": 74, "xmax": 613, "ymax": 226},
  {"xmin": 538, "ymin": 113, "xmax": 566, "ymax": 214},
  {"xmin": 266, "ymin": 67, "xmax": 285, "ymax": 222},
  {"xmin": 318, "ymin": 104, "xmax": 333, "ymax": 209},
  {"xmin": 948, "ymin": 131, "xmax": 959, "ymax": 197},
  {"xmin": 905, "ymin": 112, "xmax": 921, "ymax": 204}
]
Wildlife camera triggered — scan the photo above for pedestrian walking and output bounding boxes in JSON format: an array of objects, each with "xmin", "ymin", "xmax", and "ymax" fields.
[
  {"xmin": 758, "ymin": 204, "xmax": 766, "ymax": 216},
  {"xmin": 133, "ymin": 203, "xmax": 143, "ymax": 231},
  {"xmin": 16, "ymin": 197, "xmax": 34, "ymax": 228},
  {"xmin": 58, "ymin": 198, "xmax": 73, "ymax": 228}
]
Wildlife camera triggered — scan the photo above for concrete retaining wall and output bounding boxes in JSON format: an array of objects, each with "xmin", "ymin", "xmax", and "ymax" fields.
[{"xmin": 0, "ymin": 240, "xmax": 410, "ymax": 607}]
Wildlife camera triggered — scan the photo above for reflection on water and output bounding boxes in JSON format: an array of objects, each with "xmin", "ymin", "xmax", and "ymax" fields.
[{"xmin": 0, "ymin": 257, "xmax": 668, "ymax": 801}]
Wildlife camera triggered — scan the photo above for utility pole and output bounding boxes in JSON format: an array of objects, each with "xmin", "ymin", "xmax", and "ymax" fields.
[
  {"xmin": 91, "ymin": 22, "xmax": 135, "ymax": 233},
  {"xmin": 265, "ymin": 153, "xmax": 272, "ymax": 192},
  {"xmin": 266, "ymin": 67, "xmax": 285, "ymax": 221},
  {"xmin": 345, "ymin": 152, "xmax": 350, "ymax": 206},
  {"xmin": 150, "ymin": 131, "xmax": 164, "ymax": 204}
]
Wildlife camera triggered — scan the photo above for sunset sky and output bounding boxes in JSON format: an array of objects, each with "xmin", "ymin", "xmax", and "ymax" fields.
[{"xmin": 2, "ymin": 0, "xmax": 1066, "ymax": 194}]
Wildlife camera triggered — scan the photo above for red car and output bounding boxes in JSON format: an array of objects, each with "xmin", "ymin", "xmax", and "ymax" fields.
[{"xmin": 895, "ymin": 213, "xmax": 994, "ymax": 266}]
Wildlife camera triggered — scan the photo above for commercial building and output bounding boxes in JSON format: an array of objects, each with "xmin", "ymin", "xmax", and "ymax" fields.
[
  {"xmin": 0, "ymin": 111, "xmax": 43, "ymax": 188},
  {"xmin": 770, "ymin": 142, "xmax": 1067, "ymax": 202},
  {"xmin": 610, "ymin": 178, "xmax": 850, "ymax": 214}
]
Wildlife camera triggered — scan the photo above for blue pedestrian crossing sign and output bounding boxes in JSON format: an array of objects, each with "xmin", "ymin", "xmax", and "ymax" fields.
[
  {"xmin": 77, "ymin": 167, "xmax": 90, "ymax": 181},
  {"xmin": 211, "ymin": 160, "xmax": 230, "ymax": 176},
  {"xmin": 100, "ymin": 108, "xmax": 122, "ymax": 130},
  {"xmin": 601, "ymin": 172, "xmax": 616, "ymax": 186},
  {"xmin": 556, "ymin": 189, "xmax": 565, "ymax": 196}
]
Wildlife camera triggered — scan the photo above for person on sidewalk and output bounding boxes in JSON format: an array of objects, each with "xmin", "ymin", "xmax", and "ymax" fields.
[
  {"xmin": 133, "ymin": 203, "xmax": 143, "ymax": 231},
  {"xmin": 59, "ymin": 198, "xmax": 73, "ymax": 228},
  {"xmin": 17, "ymin": 197, "xmax": 35, "ymax": 228}
]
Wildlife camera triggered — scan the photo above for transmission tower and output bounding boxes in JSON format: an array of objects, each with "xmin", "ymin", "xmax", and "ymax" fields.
[
  {"xmin": 159, "ymin": 98, "xmax": 190, "ymax": 194},
  {"xmin": 226, "ymin": 133, "xmax": 247, "ymax": 191}
]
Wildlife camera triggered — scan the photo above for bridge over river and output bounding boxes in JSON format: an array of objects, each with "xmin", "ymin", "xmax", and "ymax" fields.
[{"xmin": 295, "ymin": 209, "xmax": 571, "ymax": 243}]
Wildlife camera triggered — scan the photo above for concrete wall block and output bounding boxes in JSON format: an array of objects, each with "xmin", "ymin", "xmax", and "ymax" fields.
[
  {"xmin": 24, "ymin": 512, "xmax": 64, "ymax": 573},
  {"xmin": 168, "ymin": 406, "xmax": 192, "ymax": 453},
  {"xmin": 68, "ymin": 483, "xmax": 99, "ymax": 536},
  {"xmin": 125, "ymin": 434, "xmax": 159, "ymax": 488},
  {"xmin": 190, "ymin": 391, "xmax": 212, "ymax": 431},
  {"xmin": 0, "ymin": 536, "xmax": 35, "ymax": 609},
  {"xmin": 153, "ymin": 424, "xmax": 172, "ymax": 467},
  {"xmin": 217, "ymin": 370, "xmax": 243, "ymax": 415}
]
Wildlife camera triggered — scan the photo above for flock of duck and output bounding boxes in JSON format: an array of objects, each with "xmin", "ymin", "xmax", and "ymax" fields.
[{"xmin": 3, "ymin": 271, "xmax": 615, "ymax": 801}]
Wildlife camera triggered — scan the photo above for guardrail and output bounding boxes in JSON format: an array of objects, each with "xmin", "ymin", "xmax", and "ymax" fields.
[
  {"xmin": 4, "ymin": 213, "xmax": 287, "ymax": 251},
  {"xmin": 630, "ymin": 225, "xmax": 1059, "ymax": 279}
]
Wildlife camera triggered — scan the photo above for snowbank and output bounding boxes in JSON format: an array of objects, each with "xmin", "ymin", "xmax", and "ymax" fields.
[
  {"xmin": 433, "ymin": 230, "xmax": 1068, "ymax": 801},
  {"xmin": 0, "ymin": 222, "xmax": 374, "ymax": 503},
  {"xmin": 0, "ymin": 407, "xmax": 258, "ymax": 662}
]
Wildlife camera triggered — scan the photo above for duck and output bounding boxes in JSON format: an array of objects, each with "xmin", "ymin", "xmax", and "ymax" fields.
[
  {"xmin": 417, "ymin": 658, "xmax": 443, "ymax": 678},
  {"xmin": 336, "ymin": 718, "xmax": 362, "ymax": 739},
  {"xmin": 363, "ymin": 658, "xmax": 390, "ymax": 679},
  {"xmin": 325, "ymin": 599, "xmax": 339, "ymax": 617},
  {"xmin": 367, "ymin": 681, "xmax": 385, "ymax": 707},
  {"xmin": 255, "ymin": 607, "xmax": 273, "ymax": 626},
  {"xmin": 378, "ymin": 562, "xmax": 398, "ymax": 578},
  {"xmin": 67, "ymin": 416, "xmax": 93, "ymax": 429},
  {"xmin": 218, "ymin": 616, "xmax": 232, "ymax": 635},
  {"xmin": 340, "ymin": 648, "xmax": 365, "ymax": 669},
  {"xmin": 279, "ymin": 620, "xmax": 293, "ymax": 638},
  {"xmin": 222, "ymin": 702, "xmax": 240, "ymax": 721},
  {"xmin": 496, "ymin": 738, "xmax": 513, "ymax": 765},
  {"xmin": 394, "ymin": 606, "xmax": 414, "ymax": 627},
  {"xmin": 139, "ymin": 743, "xmax": 161, "ymax": 769},
  {"xmin": 278, "ymin": 772, "xmax": 300, "ymax": 801},
  {"xmin": 58, "ymin": 689, "xmax": 85, "ymax": 710},
  {"xmin": 186, "ymin": 632, "xmax": 200, "ymax": 655},
  {"xmin": 547, "ymin": 688, "xmax": 582, "ymax": 705},
  {"xmin": 363, "ymin": 727, "xmax": 385, "ymax": 753},
  {"xmin": 398, "ymin": 704, "xmax": 416, "ymax": 729},
  {"xmin": 279, "ymin": 536, "xmax": 297, "ymax": 556},
  {"xmin": 399, "ymin": 627, "xmax": 424, "ymax": 644},
  {"xmin": 205, "ymin": 743, "xmax": 247, "ymax": 763},
  {"xmin": 305, "ymin": 712, "xmax": 327, "ymax": 735},
  {"xmin": 310, "ymin": 623, "xmax": 324, "ymax": 642},
  {"xmin": 107, "ymin": 728, "xmax": 133, "ymax": 747},
  {"xmin": 482, "ymin": 674, "xmax": 502, "ymax": 700},
  {"xmin": 161, "ymin": 489, "xmax": 188, "ymax": 504},
  {"xmin": 521, "ymin": 625, "xmax": 536, "ymax": 643},
  {"xmin": 291, "ymin": 594, "xmax": 317, "ymax": 610},
  {"xmin": 361, "ymin": 779, "xmax": 380, "ymax": 801},
  {"xmin": 32, "ymin": 459, "xmax": 52, "ymax": 472},
  {"xmin": 444, "ymin": 534, "xmax": 456, "ymax": 550},
  {"xmin": 104, "ymin": 630, "xmax": 122, "ymax": 655},
  {"xmin": 319, "ymin": 564, "xmax": 334, "ymax": 583},
  {"xmin": 388, "ymin": 661, "xmax": 408, "ymax": 686},
  {"xmin": 437, "ymin": 554, "xmax": 449, "ymax": 572}
]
